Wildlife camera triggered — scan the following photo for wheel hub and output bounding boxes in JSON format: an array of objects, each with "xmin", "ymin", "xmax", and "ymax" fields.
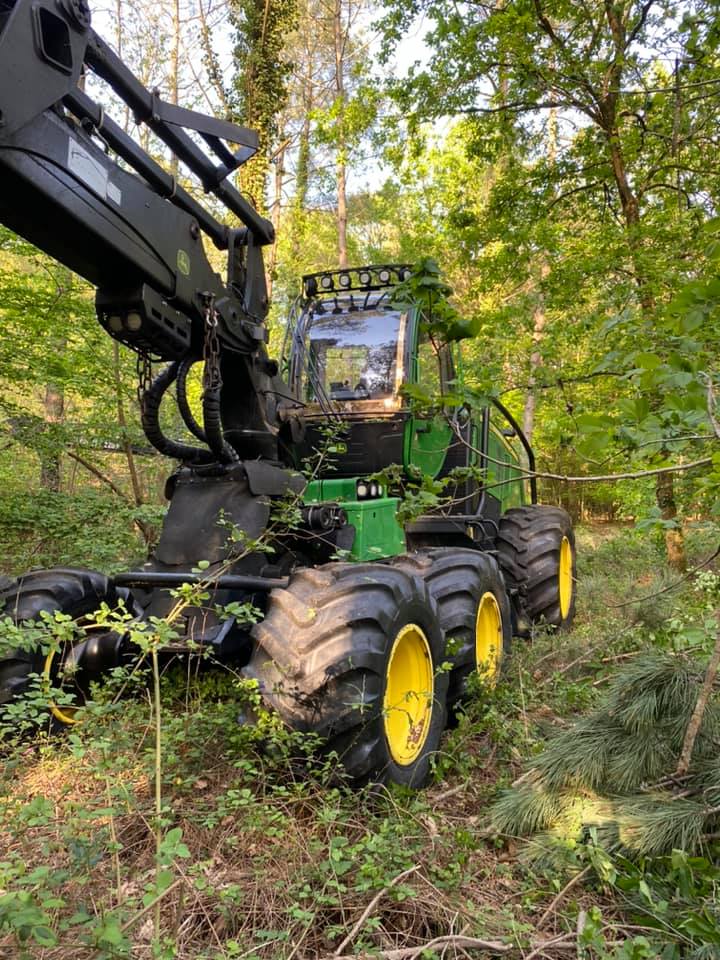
[
  {"xmin": 475, "ymin": 591, "xmax": 502, "ymax": 680},
  {"xmin": 559, "ymin": 536, "xmax": 573, "ymax": 619},
  {"xmin": 383, "ymin": 623, "xmax": 434, "ymax": 765},
  {"xmin": 43, "ymin": 630, "xmax": 128, "ymax": 725}
]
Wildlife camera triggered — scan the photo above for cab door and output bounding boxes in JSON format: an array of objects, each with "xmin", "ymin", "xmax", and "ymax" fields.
[{"xmin": 404, "ymin": 333, "xmax": 454, "ymax": 477}]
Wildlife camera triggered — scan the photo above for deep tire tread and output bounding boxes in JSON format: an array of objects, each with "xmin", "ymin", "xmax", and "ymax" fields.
[
  {"xmin": 0, "ymin": 568, "xmax": 121, "ymax": 708},
  {"xmin": 495, "ymin": 506, "xmax": 576, "ymax": 634},
  {"xmin": 392, "ymin": 549, "xmax": 512, "ymax": 711},
  {"xmin": 246, "ymin": 562, "xmax": 448, "ymax": 786}
]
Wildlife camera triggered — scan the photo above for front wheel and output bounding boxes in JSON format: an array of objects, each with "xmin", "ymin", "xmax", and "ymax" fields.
[
  {"xmin": 0, "ymin": 568, "xmax": 136, "ymax": 728},
  {"xmin": 245, "ymin": 562, "xmax": 448, "ymax": 787}
]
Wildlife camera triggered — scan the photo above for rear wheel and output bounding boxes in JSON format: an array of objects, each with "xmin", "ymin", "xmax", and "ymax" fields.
[
  {"xmin": 0, "ymin": 569, "xmax": 134, "ymax": 727},
  {"xmin": 393, "ymin": 550, "xmax": 512, "ymax": 712},
  {"xmin": 496, "ymin": 506, "xmax": 576, "ymax": 635},
  {"xmin": 245, "ymin": 562, "xmax": 448, "ymax": 787}
]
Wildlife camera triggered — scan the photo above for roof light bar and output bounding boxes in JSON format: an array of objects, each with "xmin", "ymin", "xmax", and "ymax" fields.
[{"xmin": 302, "ymin": 264, "xmax": 411, "ymax": 299}]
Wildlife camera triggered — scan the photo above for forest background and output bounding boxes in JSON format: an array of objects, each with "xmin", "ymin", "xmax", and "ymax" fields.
[
  {"xmin": 1, "ymin": 0, "xmax": 719, "ymax": 573},
  {"xmin": 3, "ymin": 1, "xmax": 720, "ymax": 958}
]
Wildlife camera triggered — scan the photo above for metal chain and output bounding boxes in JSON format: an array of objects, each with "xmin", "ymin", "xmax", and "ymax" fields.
[
  {"xmin": 136, "ymin": 351, "xmax": 153, "ymax": 405},
  {"xmin": 202, "ymin": 296, "xmax": 222, "ymax": 391}
]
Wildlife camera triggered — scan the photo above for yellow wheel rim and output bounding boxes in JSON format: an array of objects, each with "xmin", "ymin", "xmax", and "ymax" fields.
[
  {"xmin": 383, "ymin": 623, "xmax": 434, "ymax": 766},
  {"xmin": 559, "ymin": 536, "xmax": 573, "ymax": 620},
  {"xmin": 43, "ymin": 650, "xmax": 81, "ymax": 726},
  {"xmin": 475, "ymin": 592, "xmax": 503, "ymax": 681}
]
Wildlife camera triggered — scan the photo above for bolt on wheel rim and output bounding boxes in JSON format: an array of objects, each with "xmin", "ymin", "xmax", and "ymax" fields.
[
  {"xmin": 383, "ymin": 623, "xmax": 434, "ymax": 765},
  {"xmin": 475, "ymin": 591, "xmax": 503, "ymax": 680}
]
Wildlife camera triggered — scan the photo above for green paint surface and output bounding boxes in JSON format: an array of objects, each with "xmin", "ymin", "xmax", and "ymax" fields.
[
  {"xmin": 487, "ymin": 425, "xmax": 527, "ymax": 511},
  {"xmin": 403, "ymin": 414, "xmax": 454, "ymax": 477},
  {"xmin": 303, "ymin": 479, "xmax": 405, "ymax": 561}
]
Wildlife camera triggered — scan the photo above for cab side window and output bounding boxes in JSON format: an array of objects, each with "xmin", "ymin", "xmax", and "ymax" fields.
[
  {"xmin": 416, "ymin": 337, "xmax": 455, "ymax": 397},
  {"xmin": 417, "ymin": 337, "xmax": 441, "ymax": 396}
]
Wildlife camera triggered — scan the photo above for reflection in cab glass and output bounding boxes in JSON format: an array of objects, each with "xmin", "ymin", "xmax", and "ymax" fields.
[{"xmin": 302, "ymin": 308, "xmax": 405, "ymax": 408}]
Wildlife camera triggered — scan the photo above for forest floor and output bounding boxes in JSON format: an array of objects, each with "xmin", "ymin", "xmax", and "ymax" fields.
[{"xmin": 0, "ymin": 521, "xmax": 717, "ymax": 960}]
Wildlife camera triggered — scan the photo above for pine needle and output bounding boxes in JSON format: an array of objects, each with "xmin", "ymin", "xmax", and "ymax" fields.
[
  {"xmin": 491, "ymin": 783, "xmax": 567, "ymax": 836},
  {"xmin": 489, "ymin": 652, "xmax": 720, "ymax": 855},
  {"xmin": 615, "ymin": 796, "xmax": 708, "ymax": 856}
]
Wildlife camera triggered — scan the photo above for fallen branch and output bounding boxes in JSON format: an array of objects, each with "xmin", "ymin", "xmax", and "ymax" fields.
[
  {"xmin": 536, "ymin": 865, "xmax": 592, "ymax": 928},
  {"xmin": 328, "ymin": 934, "xmax": 511, "ymax": 959},
  {"xmin": 66, "ymin": 449, "xmax": 130, "ymax": 501},
  {"xmin": 524, "ymin": 932, "xmax": 577, "ymax": 960},
  {"xmin": 118, "ymin": 878, "xmax": 183, "ymax": 934},
  {"xmin": 327, "ymin": 932, "xmax": 594, "ymax": 959},
  {"xmin": 676, "ymin": 609, "xmax": 720, "ymax": 776},
  {"xmin": 449, "ymin": 420, "xmax": 713, "ymax": 488},
  {"xmin": 608, "ymin": 547, "xmax": 720, "ymax": 608},
  {"xmin": 332, "ymin": 865, "xmax": 420, "ymax": 956}
]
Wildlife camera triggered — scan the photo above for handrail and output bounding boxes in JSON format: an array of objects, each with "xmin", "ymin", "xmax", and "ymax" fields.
[{"xmin": 489, "ymin": 397, "xmax": 538, "ymax": 504}]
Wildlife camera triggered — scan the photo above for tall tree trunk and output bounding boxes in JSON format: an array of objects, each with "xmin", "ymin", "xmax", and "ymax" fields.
[
  {"xmin": 267, "ymin": 136, "xmax": 286, "ymax": 298},
  {"xmin": 115, "ymin": 0, "xmax": 131, "ymax": 130},
  {"xmin": 522, "ymin": 291, "xmax": 547, "ymax": 444},
  {"xmin": 605, "ymin": 128, "xmax": 686, "ymax": 570},
  {"xmin": 523, "ymin": 106, "xmax": 556, "ymax": 442},
  {"xmin": 290, "ymin": 64, "xmax": 313, "ymax": 259},
  {"xmin": 112, "ymin": 343, "xmax": 154, "ymax": 547},
  {"xmin": 333, "ymin": 0, "xmax": 348, "ymax": 268},
  {"xmin": 169, "ymin": 0, "xmax": 181, "ymax": 177},
  {"xmin": 40, "ymin": 380, "xmax": 64, "ymax": 491}
]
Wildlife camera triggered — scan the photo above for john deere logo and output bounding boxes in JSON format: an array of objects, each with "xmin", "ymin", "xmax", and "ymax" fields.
[{"xmin": 177, "ymin": 250, "xmax": 191, "ymax": 276}]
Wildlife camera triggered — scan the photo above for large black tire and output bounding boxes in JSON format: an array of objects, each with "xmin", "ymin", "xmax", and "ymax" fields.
[
  {"xmin": 0, "ymin": 568, "xmax": 128, "ymax": 722},
  {"xmin": 245, "ymin": 562, "xmax": 448, "ymax": 787},
  {"xmin": 392, "ymin": 549, "xmax": 512, "ymax": 713},
  {"xmin": 496, "ymin": 506, "xmax": 576, "ymax": 635}
]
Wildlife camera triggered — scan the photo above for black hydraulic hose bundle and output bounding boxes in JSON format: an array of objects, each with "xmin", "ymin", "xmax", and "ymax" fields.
[
  {"xmin": 141, "ymin": 362, "xmax": 216, "ymax": 463},
  {"xmin": 202, "ymin": 382, "xmax": 239, "ymax": 463},
  {"xmin": 141, "ymin": 361, "xmax": 240, "ymax": 464}
]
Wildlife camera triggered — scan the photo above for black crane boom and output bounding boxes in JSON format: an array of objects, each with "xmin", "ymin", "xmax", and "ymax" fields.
[{"xmin": 0, "ymin": 0, "xmax": 284, "ymax": 464}]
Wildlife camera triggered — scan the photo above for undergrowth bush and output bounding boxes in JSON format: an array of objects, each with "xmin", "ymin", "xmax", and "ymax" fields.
[
  {"xmin": 1, "ymin": 524, "xmax": 719, "ymax": 958},
  {"xmin": 0, "ymin": 489, "xmax": 159, "ymax": 574}
]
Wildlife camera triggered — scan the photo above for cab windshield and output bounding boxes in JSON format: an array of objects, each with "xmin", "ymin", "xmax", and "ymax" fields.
[{"xmin": 300, "ymin": 308, "xmax": 405, "ymax": 406}]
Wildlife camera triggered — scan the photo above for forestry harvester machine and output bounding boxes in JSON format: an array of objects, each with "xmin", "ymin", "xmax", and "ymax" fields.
[{"xmin": 0, "ymin": 0, "xmax": 576, "ymax": 785}]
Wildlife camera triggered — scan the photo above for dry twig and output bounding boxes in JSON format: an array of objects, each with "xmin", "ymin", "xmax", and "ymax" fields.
[
  {"xmin": 332, "ymin": 865, "xmax": 420, "ymax": 956},
  {"xmin": 676, "ymin": 609, "xmax": 720, "ymax": 776},
  {"xmin": 536, "ymin": 865, "xmax": 592, "ymax": 928}
]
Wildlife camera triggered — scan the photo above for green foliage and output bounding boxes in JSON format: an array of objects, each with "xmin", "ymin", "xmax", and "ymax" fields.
[
  {"xmin": 392, "ymin": 257, "xmax": 479, "ymax": 343},
  {"xmin": 491, "ymin": 644, "xmax": 720, "ymax": 857},
  {"xmin": 0, "ymin": 489, "xmax": 152, "ymax": 575},
  {"xmin": 230, "ymin": 0, "xmax": 298, "ymax": 205}
]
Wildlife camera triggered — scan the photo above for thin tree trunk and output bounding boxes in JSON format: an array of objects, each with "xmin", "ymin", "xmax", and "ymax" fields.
[
  {"xmin": 115, "ymin": 0, "xmax": 130, "ymax": 130},
  {"xmin": 40, "ymin": 381, "xmax": 64, "ymax": 491},
  {"xmin": 291, "ymin": 64, "xmax": 313, "ymax": 259},
  {"xmin": 605, "ymin": 127, "xmax": 686, "ymax": 570},
  {"xmin": 112, "ymin": 343, "xmax": 154, "ymax": 546},
  {"xmin": 522, "ymin": 297, "xmax": 546, "ymax": 443},
  {"xmin": 267, "ymin": 136, "xmax": 286, "ymax": 298},
  {"xmin": 333, "ymin": 0, "xmax": 348, "ymax": 269},
  {"xmin": 522, "ymin": 107, "xmax": 556, "ymax": 442},
  {"xmin": 169, "ymin": 0, "xmax": 181, "ymax": 177}
]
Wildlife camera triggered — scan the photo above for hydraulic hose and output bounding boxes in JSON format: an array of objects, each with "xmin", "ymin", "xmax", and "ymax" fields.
[
  {"xmin": 141, "ymin": 362, "xmax": 216, "ymax": 463},
  {"xmin": 202, "ymin": 383, "xmax": 239, "ymax": 463},
  {"xmin": 176, "ymin": 358, "xmax": 207, "ymax": 443}
]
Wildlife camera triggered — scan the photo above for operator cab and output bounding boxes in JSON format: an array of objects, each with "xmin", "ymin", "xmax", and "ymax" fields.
[{"xmin": 285, "ymin": 265, "xmax": 457, "ymax": 478}]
